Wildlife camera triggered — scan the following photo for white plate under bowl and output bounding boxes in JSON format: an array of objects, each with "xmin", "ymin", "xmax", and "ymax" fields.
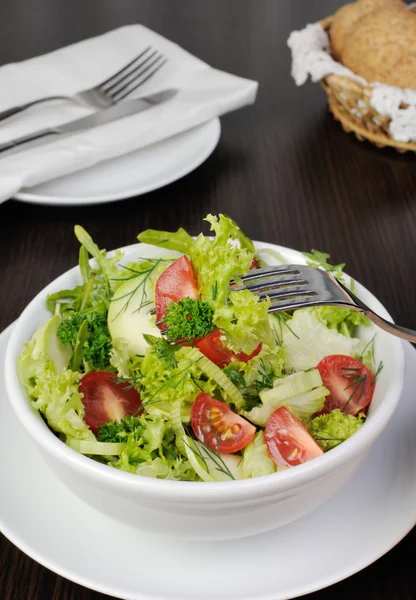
[
  {"xmin": 1, "ymin": 331, "xmax": 415, "ymax": 599},
  {"xmin": 14, "ymin": 118, "xmax": 220, "ymax": 206}
]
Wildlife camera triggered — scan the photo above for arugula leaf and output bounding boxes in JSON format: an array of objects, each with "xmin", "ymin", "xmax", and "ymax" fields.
[
  {"xmin": 137, "ymin": 226, "xmax": 194, "ymax": 255},
  {"xmin": 69, "ymin": 319, "xmax": 89, "ymax": 371}
]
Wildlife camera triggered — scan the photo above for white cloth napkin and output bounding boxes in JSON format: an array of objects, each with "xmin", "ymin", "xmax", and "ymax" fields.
[{"xmin": 0, "ymin": 25, "xmax": 258, "ymax": 203}]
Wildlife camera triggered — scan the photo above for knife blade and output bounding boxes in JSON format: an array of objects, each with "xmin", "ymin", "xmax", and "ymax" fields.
[{"xmin": 0, "ymin": 88, "xmax": 177, "ymax": 156}]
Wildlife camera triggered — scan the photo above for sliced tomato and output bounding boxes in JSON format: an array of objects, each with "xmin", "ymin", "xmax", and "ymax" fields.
[
  {"xmin": 191, "ymin": 392, "xmax": 255, "ymax": 454},
  {"xmin": 317, "ymin": 355, "xmax": 375, "ymax": 416},
  {"xmin": 195, "ymin": 329, "xmax": 262, "ymax": 367},
  {"xmin": 79, "ymin": 371, "xmax": 142, "ymax": 435},
  {"xmin": 265, "ymin": 406, "xmax": 323, "ymax": 468},
  {"xmin": 155, "ymin": 255, "xmax": 199, "ymax": 323},
  {"xmin": 250, "ymin": 257, "xmax": 261, "ymax": 270}
]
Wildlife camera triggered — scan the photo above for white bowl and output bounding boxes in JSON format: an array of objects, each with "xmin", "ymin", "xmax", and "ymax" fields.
[{"xmin": 4, "ymin": 242, "xmax": 405, "ymax": 541}]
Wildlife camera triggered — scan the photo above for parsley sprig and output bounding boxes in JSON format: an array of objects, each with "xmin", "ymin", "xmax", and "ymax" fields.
[{"xmin": 164, "ymin": 298, "xmax": 214, "ymax": 341}]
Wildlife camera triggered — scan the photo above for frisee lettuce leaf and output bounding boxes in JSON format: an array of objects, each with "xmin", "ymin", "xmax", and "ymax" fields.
[
  {"xmin": 213, "ymin": 289, "xmax": 275, "ymax": 354},
  {"xmin": 308, "ymin": 409, "xmax": 366, "ymax": 451},
  {"xmin": 138, "ymin": 345, "xmax": 216, "ymax": 415},
  {"xmin": 105, "ymin": 412, "xmax": 199, "ymax": 480},
  {"xmin": 30, "ymin": 364, "xmax": 93, "ymax": 440},
  {"xmin": 190, "ymin": 214, "xmax": 254, "ymax": 305}
]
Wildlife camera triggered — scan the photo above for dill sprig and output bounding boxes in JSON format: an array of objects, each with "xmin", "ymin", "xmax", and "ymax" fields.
[
  {"xmin": 357, "ymin": 334, "xmax": 377, "ymax": 364},
  {"xmin": 109, "ymin": 259, "xmax": 169, "ymax": 321},
  {"xmin": 184, "ymin": 429, "xmax": 235, "ymax": 481},
  {"xmin": 273, "ymin": 312, "xmax": 300, "ymax": 342},
  {"xmin": 224, "ymin": 358, "xmax": 275, "ymax": 411},
  {"xmin": 340, "ymin": 368, "xmax": 369, "ymax": 412}
]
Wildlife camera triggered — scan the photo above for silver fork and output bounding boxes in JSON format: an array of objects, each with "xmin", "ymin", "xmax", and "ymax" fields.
[
  {"xmin": 233, "ymin": 265, "xmax": 416, "ymax": 343},
  {"xmin": 0, "ymin": 46, "xmax": 167, "ymax": 122}
]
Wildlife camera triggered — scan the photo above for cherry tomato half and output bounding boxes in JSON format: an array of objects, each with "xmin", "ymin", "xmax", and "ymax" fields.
[
  {"xmin": 264, "ymin": 406, "xmax": 323, "ymax": 468},
  {"xmin": 79, "ymin": 371, "xmax": 142, "ymax": 435},
  {"xmin": 195, "ymin": 330, "xmax": 262, "ymax": 367},
  {"xmin": 155, "ymin": 255, "xmax": 199, "ymax": 323},
  {"xmin": 191, "ymin": 392, "xmax": 255, "ymax": 454},
  {"xmin": 317, "ymin": 354, "xmax": 375, "ymax": 416}
]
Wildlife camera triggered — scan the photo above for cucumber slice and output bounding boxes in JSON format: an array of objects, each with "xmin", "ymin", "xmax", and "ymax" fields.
[
  {"xmin": 31, "ymin": 316, "xmax": 72, "ymax": 372},
  {"xmin": 108, "ymin": 277, "xmax": 161, "ymax": 355}
]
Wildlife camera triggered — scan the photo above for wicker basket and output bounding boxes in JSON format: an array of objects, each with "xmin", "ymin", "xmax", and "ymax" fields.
[{"xmin": 319, "ymin": 10, "xmax": 416, "ymax": 153}]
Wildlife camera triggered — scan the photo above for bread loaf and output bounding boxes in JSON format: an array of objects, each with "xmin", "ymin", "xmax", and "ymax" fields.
[{"xmin": 330, "ymin": 0, "xmax": 416, "ymax": 89}]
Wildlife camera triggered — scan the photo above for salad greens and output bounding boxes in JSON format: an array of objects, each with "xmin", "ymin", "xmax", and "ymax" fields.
[
  {"xmin": 308, "ymin": 410, "xmax": 366, "ymax": 451},
  {"xmin": 18, "ymin": 214, "xmax": 378, "ymax": 482}
]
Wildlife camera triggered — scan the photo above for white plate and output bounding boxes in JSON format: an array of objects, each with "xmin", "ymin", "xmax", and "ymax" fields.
[
  {"xmin": 0, "ymin": 323, "xmax": 415, "ymax": 600},
  {"xmin": 14, "ymin": 118, "xmax": 221, "ymax": 206}
]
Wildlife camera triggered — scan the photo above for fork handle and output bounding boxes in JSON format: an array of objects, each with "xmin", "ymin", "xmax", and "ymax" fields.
[
  {"xmin": 342, "ymin": 283, "xmax": 416, "ymax": 343},
  {"xmin": 360, "ymin": 310, "xmax": 416, "ymax": 343},
  {"xmin": 0, "ymin": 97, "xmax": 68, "ymax": 123},
  {"xmin": 0, "ymin": 106, "xmax": 26, "ymax": 122}
]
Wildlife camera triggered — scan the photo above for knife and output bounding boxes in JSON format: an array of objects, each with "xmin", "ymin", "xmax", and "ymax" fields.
[{"xmin": 0, "ymin": 88, "xmax": 177, "ymax": 156}]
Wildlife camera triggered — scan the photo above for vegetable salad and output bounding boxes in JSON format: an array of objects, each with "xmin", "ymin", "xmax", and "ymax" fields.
[{"xmin": 18, "ymin": 215, "xmax": 381, "ymax": 482}]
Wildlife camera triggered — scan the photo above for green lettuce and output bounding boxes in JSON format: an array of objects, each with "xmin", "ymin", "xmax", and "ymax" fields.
[
  {"xmin": 47, "ymin": 226, "xmax": 124, "ymax": 317},
  {"xmin": 105, "ymin": 412, "xmax": 200, "ymax": 480},
  {"xmin": 190, "ymin": 214, "xmax": 253, "ymax": 304},
  {"xmin": 138, "ymin": 214, "xmax": 255, "ymax": 307},
  {"xmin": 213, "ymin": 290, "xmax": 275, "ymax": 354},
  {"xmin": 312, "ymin": 306, "xmax": 370, "ymax": 337},
  {"xmin": 303, "ymin": 249, "xmax": 346, "ymax": 284},
  {"xmin": 32, "ymin": 367, "xmax": 93, "ymax": 440},
  {"xmin": 137, "ymin": 226, "xmax": 194, "ymax": 255},
  {"xmin": 139, "ymin": 345, "xmax": 216, "ymax": 415},
  {"xmin": 282, "ymin": 309, "xmax": 364, "ymax": 371},
  {"xmin": 308, "ymin": 409, "xmax": 366, "ymax": 451},
  {"xmin": 242, "ymin": 431, "xmax": 276, "ymax": 478}
]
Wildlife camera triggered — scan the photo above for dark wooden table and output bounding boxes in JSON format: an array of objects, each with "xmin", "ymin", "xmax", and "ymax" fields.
[{"xmin": 0, "ymin": 0, "xmax": 415, "ymax": 598}]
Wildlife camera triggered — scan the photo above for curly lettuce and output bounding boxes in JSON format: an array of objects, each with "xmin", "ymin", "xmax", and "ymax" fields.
[
  {"xmin": 213, "ymin": 290, "xmax": 275, "ymax": 354},
  {"xmin": 308, "ymin": 409, "xmax": 366, "ymax": 451}
]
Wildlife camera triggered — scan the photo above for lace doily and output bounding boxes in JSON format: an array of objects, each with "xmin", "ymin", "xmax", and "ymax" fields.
[{"xmin": 287, "ymin": 23, "xmax": 416, "ymax": 143}]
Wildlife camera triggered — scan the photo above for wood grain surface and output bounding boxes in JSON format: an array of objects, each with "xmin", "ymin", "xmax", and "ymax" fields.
[{"xmin": 0, "ymin": 1, "xmax": 415, "ymax": 598}]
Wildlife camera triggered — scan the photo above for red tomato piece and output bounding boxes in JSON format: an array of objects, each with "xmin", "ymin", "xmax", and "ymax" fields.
[
  {"xmin": 195, "ymin": 329, "xmax": 262, "ymax": 367},
  {"xmin": 191, "ymin": 392, "xmax": 255, "ymax": 454},
  {"xmin": 79, "ymin": 371, "xmax": 142, "ymax": 435},
  {"xmin": 317, "ymin": 355, "xmax": 375, "ymax": 416},
  {"xmin": 250, "ymin": 257, "xmax": 261, "ymax": 270},
  {"xmin": 265, "ymin": 406, "xmax": 323, "ymax": 468},
  {"xmin": 155, "ymin": 256, "xmax": 199, "ymax": 323}
]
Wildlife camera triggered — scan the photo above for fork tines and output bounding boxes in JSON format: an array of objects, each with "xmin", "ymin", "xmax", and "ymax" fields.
[
  {"xmin": 235, "ymin": 264, "xmax": 319, "ymax": 312},
  {"xmin": 99, "ymin": 46, "xmax": 167, "ymax": 103}
]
